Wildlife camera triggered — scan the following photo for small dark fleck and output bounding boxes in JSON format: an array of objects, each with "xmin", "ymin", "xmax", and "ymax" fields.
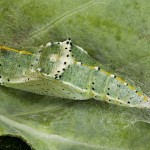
[
  {"xmin": 58, "ymin": 42, "xmax": 60, "ymax": 44},
  {"xmin": 107, "ymin": 93, "xmax": 110, "ymax": 95},
  {"xmin": 98, "ymin": 67, "xmax": 100, "ymax": 70},
  {"xmin": 109, "ymin": 99, "xmax": 111, "ymax": 101},
  {"xmin": 92, "ymin": 87, "xmax": 95, "ymax": 90},
  {"xmin": 92, "ymin": 82, "xmax": 95, "ymax": 84},
  {"xmin": 57, "ymin": 71, "xmax": 60, "ymax": 73},
  {"xmin": 18, "ymin": 65, "xmax": 20, "ymax": 67},
  {"xmin": 68, "ymin": 38, "xmax": 71, "ymax": 40},
  {"xmin": 8, "ymin": 79, "xmax": 10, "ymax": 82},
  {"xmin": 63, "ymin": 68, "xmax": 65, "ymax": 71},
  {"xmin": 108, "ymin": 88, "xmax": 110, "ymax": 90},
  {"xmin": 63, "ymin": 89, "xmax": 64, "ymax": 90},
  {"xmin": 28, "ymin": 78, "xmax": 30, "ymax": 80},
  {"xmin": 118, "ymin": 98, "xmax": 120, "ymax": 99},
  {"xmin": 59, "ymin": 75, "xmax": 62, "ymax": 78},
  {"xmin": 66, "ymin": 41, "xmax": 69, "ymax": 44},
  {"xmin": 70, "ymin": 43, "xmax": 72, "ymax": 46},
  {"xmin": 127, "ymin": 101, "xmax": 130, "ymax": 104},
  {"xmin": 0, "ymin": 76, "xmax": 1, "ymax": 78},
  {"xmin": 69, "ymin": 50, "xmax": 71, "ymax": 52},
  {"xmin": 135, "ymin": 90, "xmax": 138, "ymax": 93},
  {"xmin": 36, "ymin": 58, "xmax": 38, "ymax": 61},
  {"xmin": 67, "ymin": 55, "xmax": 69, "ymax": 57},
  {"xmin": 65, "ymin": 47, "xmax": 67, "ymax": 49},
  {"xmin": 0, "ymin": 64, "xmax": 1, "ymax": 66},
  {"xmin": 114, "ymin": 75, "xmax": 116, "ymax": 78},
  {"xmin": 31, "ymin": 64, "xmax": 33, "ymax": 66},
  {"xmin": 64, "ymin": 62, "xmax": 67, "ymax": 65}
]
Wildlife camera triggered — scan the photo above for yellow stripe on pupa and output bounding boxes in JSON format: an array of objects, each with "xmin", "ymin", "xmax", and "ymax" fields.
[
  {"xmin": 137, "ymin": 92, "xmax": 142, "ymax": 97},
  {"xmin": 116, "ymin": 77, "xmax": 125, "ymax": 83},
  {"xmin": 144, "ymin": 96, "xmax": 148, "ymax": 101},
  {"xmin": 0, "ymin": 45, "xmax": 32, "ymax": 55},
  {"xmin": 101, "ymin": 69, "xmax": 111, "ymax": 76},
  {"xmin": 128, "ymin": 84, "xmax": 135, "ymax": 91}
]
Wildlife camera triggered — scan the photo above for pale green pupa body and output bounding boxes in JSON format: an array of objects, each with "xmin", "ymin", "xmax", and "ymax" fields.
[{"xmin": 0, "ymin": 39, "xmax": 150, "ymax": 109}]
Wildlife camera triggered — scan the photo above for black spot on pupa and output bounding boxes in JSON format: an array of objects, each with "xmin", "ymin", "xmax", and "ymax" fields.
[
  {"xmin": 109, "ymin": 99, "xmax": 111, "ymax": 101},
  {"xmin": 70, "ymin": 43, "xmax": 72, "ymax": 46},
  {"xmin": 8, "ymin": 79, "xmax": 10, "ymax": 82},
  {"xmin": 31, "ymin": 64, "xmax": 33, "ymax": 67},
  {"xmin": 66, "ymin": 41, "xmax": 69, "ymax": 44},
  {"xmin": 107, "ymin": 93, "xmax": 110, "ymax": 95},
  {"xmin": 65, "ymin": 47, "xmax": 67, "ymax": 49},
  {"xmin": 67, "ymin": 55, "xmax": 69, "ymax": 57},
  {"xmin": 58, "ymin": 42, "xmax": 60, "ymax": 44},
  {"xmin": 114, "ymin": 75, "xmax": 116, "ymax": 78},
  {"xmin": 0, "ymin": 76, "xmax": 1, "ymax": 78},
  {"xmin": 57, "ymin": 71, "xmax": 60, "ymax": 73},
  {"xmin": 18, "ymin": 65, "xmax": 20, "ymax": 67},
  {"xmin": 68, "ymin": 38, "xmax": 71, "ymax": 40},
  {"xmin": 59, "ymin": 75, "xmax": 62, "ymax": 78},
  {"xmin": 92, "ymin": 87, "xmax": 95, "ymax": 90},
  {"xmin": 64, "ymin": 62, "xmax": 67, "ymax": 65},
  {"xmin": 63, "ymin": 68, "xmax": 65, "ymax": 71},
  {"xmin": 135, "ymin": 90, "xmax": 138, "ymax": 93},
  {"xmin": 69, "ymin": 50, "xmax": 71, "ymax": 52},
  {"xmin": 98, "ymin": 67, "xmax": 100, "ymax": 70},
  {"xmin": 0, "ymin": 64, "xmax": 2, "ymax": 66},
  {"xmin": 92, "ymin": 82, "xmax": 95, "ymax": 84},
  {"xmin": 127, "ymin": 101, "xmax": 130, "ymax": 104},
  {"xmin": 108, "ymin": 88, "xmax": 110, "ymax": 90}
]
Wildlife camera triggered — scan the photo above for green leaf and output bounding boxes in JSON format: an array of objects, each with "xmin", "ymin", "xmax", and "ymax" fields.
[{"xmin": 0, "ymin": 0, "xmax": 150, "ymax": 149}]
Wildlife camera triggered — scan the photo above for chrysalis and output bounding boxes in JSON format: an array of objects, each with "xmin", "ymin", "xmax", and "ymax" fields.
[{"xmin": 0, "ymin": 39, "xmax": 149, "ymax": 109}]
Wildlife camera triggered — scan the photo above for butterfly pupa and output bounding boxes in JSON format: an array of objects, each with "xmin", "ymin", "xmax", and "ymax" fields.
[{"xmin": 0, "ymin": 39, "xmax": 149, "ymax": 109}]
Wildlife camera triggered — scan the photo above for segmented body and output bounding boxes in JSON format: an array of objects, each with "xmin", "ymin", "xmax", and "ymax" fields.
[{"xmin": 0, "ymin": 39, "xmax": 149, "ymax": 109}]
